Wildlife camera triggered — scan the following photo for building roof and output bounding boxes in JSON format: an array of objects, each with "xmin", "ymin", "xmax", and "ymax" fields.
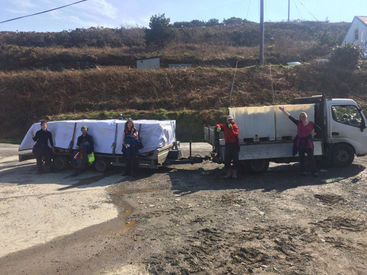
[{"xmin": 356, "ymin": 16, "xmax": 367, "ymax": 26}]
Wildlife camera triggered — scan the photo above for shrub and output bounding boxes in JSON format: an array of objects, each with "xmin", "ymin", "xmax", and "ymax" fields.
[
  {"xmin": 144, "ymin": 14, "xmax": 175, "ymax": 47},
  {"xmin": 330, "ymin": 43, "xmax": 364, "ymax": 70}
]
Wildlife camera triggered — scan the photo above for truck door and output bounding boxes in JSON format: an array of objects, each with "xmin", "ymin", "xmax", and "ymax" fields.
[{"xmin": 330, "ymin": 104, "xmax": 367, "ymax": 156}]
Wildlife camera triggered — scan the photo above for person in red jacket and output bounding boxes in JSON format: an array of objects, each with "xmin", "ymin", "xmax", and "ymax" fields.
[{"xmin": 216, "ymin": 115, "xmax": 240, "ymax": 179}]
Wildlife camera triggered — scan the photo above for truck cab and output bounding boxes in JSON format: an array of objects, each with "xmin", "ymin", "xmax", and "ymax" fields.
[{"xmin": 295, "ymin": 96, "xmax": 367, "ymax": 167}]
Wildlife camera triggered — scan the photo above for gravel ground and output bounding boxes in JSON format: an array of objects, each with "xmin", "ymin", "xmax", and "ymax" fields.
[{"xmin": 0, "ymin": 143, "xmax": 366, "ymax": 274}]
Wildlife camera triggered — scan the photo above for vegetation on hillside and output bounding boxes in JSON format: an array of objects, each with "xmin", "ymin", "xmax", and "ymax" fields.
[
  {"xmin": 0, "ymin": 16, "xmax": 364, "ymax": 142},
  {"xmin": 1, "ymin": 62, "xmax": 367, "ymax": 141},
  {"xmin": 0, "ymin": 16, "xmax": 349, "ymax": 71}
]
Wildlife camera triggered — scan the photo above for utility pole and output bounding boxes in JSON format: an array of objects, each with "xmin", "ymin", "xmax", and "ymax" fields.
[
  {"xmin": 260, "ymin": 0, "xmax": 264, "ymax": 65},
  {"xmin": 288, "ymin": 0, "xmax": 290, "ymax": 22}
]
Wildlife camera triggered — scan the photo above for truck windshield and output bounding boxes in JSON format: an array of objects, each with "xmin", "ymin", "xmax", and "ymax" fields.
[{"xmin": 331, "ymin": 105, "xmax": 363, "ymax": 128}]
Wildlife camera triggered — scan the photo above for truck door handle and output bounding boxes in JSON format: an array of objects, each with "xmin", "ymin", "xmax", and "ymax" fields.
[{"xmin": 332, "ymin": 132, "xmax": 339, "ymax": 136}]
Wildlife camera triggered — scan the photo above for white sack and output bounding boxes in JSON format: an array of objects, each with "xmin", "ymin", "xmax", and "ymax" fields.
[
  {"xmin": 229, "ymin": 106, "xmax": 276, "ymax": 141},
  {"xmin": 19, "ymin": 119, "xmax": 176, "ymax": 154}
]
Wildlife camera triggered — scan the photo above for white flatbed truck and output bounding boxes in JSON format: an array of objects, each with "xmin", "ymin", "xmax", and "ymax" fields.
[{"xmin": 205, "ymin": 95, "xmax": 367, "ymax": 172}]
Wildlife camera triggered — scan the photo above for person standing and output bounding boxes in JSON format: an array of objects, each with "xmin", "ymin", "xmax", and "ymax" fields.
[
  {"xmin": 279, "ymin": 106, "xmax": 320, "ymax": 176},
  {"xmin": 216, "ymin": 115, "xmax": 240, "ymax": 179},
  {"xmin": 31, "ymin": 120, "xmax": 55, "ymax": 172},
  {"xmin": 122, "ymin": 119, "xmax": 142, "ymax": 177},
  {"xmin": 75, "ymin": 125, "xmax": 94, "ymax": 172}
]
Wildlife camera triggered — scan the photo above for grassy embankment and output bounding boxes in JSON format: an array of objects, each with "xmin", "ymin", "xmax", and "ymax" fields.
[{"xmin": 1, "ymin": 62, "xmax": 367, "ymax": 143}]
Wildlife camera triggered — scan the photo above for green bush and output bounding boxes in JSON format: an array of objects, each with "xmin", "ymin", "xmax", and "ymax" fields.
[
  {"xmin": 330, "ymin": 43, "xmax": 364, "ymax": 70},
  {"xmin": 144, "ymin": 14, "xmax": 175, "ymax": 47}
]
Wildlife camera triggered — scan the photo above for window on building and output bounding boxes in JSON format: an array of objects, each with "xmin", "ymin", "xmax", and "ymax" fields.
[{"xmin": 355, "ymin": 29, "xmax": 359, "ymax": 41}]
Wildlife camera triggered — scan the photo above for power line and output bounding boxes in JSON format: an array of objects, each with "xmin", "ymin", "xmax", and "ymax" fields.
[
  {"xmin": 292, "ymin": 0, "xmax": 304, "ymax": 21},
  {"xmin": 0, "ymin": 0, "xmax": 88, "ymax": 24},
  {"xmin": 295, "ymin": 0, "xmax": 319, "ymax": 21}
]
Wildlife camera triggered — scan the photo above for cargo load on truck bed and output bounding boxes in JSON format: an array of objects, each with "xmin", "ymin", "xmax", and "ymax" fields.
[
  {"xmin": 19, "ymin": 119, "xmax": 176, "ymax": 155},
  {"xmin": 229, "ymin": 104, "xmax": 315, "ymax": 143}
]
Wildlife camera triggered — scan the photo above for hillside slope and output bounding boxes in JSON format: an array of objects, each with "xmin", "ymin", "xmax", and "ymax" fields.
[
  {"xmin": 0, "ymin": 21, "xmax": 348, "ymax": 71},
  {"xmin": 1, "ymin": 63, "xmax": 366, "ymax": 141}
]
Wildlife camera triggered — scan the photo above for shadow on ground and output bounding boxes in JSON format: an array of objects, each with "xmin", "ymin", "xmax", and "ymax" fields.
[{"xmin": 168, "ymin": 163, "xmax": 365, "ymax": 195}]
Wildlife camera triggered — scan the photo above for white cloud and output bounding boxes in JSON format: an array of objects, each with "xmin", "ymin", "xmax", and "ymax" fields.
[
  {"xmin": 5, "ymin": 8, "xmax": 28, "ymax": 15},
  {"xmin": 38, "ymin": 0, "xmax": 117, "ymax": 19},
  {"xmin": 11, "ymin": 0, "xmax": 35, "ymax": 9},
  {"xmin": 92, "ymin": 0, "xmax": 117, "ymax": 19},
  {"xmin": 49, "ymin": 9, "xmax": 117, "ymax": 29},
  {"xmin": 65, "ymin": 15, "xmax": 115, "ymax": 28}
]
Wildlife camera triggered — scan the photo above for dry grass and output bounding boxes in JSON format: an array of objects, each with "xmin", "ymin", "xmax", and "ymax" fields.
[{"xmin": 2, "ymin": 63, "xmax": 367, "ymax": 141}]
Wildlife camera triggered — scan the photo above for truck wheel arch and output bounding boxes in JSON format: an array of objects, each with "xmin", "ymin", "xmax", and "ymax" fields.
[{"xmin": 330, "ymin": 143, "xmax": 355, "ymax": 167}]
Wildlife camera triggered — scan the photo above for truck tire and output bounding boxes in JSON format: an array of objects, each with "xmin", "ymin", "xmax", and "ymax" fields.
[
  {"xmin": 95, "ymin": 158, "xmax": 109, "ymax": 172},
  {"xmin": 332, "ymin": 144, "xmax": 354, "ymax": 167},
  {"xmin": 248, "ymin": 159, "xmax": 269, "ymax": 173},
  {"xmin": 54, "ymin": 156, "xmax": 68, "ymax": 171}
]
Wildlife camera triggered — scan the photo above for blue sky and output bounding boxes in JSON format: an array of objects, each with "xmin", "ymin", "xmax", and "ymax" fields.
[{"xmin": 0, "ymin": 0, "xmax": 366, "ymax": 32}]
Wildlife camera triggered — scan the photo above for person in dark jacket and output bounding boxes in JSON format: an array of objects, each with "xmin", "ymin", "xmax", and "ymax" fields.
[
  {"xmin": 279, "ymin": 106, "xmax": 321, "ymax": 176},
  {"xmin": 216, "ymin": 115, "xmax": 240, "ymax": 179},
  {"xmin": 31, "ymin": 120, "xmax": 55, "ymax": 172},
  {"xmin": 74, "ymin": 125, "xmax": 94, "ymax": 172},
  {"xmin": 122, "ymin": 119, "xmax": 141, "ymax": 177}
]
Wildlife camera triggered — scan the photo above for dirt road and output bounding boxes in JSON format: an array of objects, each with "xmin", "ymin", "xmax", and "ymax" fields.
[{"xmin": 0, "ymin": 143, "xmax": 366, "ymax": 274}]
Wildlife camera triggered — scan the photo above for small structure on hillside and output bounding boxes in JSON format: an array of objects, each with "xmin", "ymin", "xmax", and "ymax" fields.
[
  {"xmin": 343, "ymin": 16, "xmax": 367, "ymax": 56},
  {"xmin": 136, "ymin": 57, "xmax": 160, "ymax": 70}
]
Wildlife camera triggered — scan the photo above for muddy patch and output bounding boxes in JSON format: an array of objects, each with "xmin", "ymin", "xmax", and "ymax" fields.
[
  {"xmin": 314, "ymin": 194, "xmax": 345, "ymax": 205},
  {"xmin": 144, "ymin": 225, "xmax": 320, "ymax": 274},
  {"xmin": 312, "ymin": 216, "xmax": 366, "ymax": 232}
]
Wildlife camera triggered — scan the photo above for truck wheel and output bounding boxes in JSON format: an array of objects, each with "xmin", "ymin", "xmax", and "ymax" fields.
[
  {"xmin": 54, "ymin": 156, "xmax": 68, "ymax": 171},
  {"xmin": 332, "ymin": 144, "xmax": 354, "ymax": 167},
  {"xmin": 95, "ymin": 158, "xmax": 109, "ymax": 172},
  {"xmin": 249, "ymin": 159, "xmax": 269, "ymax": 173}
]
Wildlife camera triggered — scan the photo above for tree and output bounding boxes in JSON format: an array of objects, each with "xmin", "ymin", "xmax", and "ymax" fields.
[
  {"xmin": 223, "ymin": 17, "xmax": 244, "ymax": 26},
  {"xmin": 206, "ymin": 18, "xmax": 220, "ymax": 27},
  {"xmin": 329, "ymin": 43, "xmax": 364, "ymax": 70},
  {"xmin": 144, "ymin": 14, "xmax": 175, "ymax": 47}
]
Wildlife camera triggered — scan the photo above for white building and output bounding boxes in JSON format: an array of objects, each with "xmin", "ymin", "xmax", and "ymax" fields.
[
  {"xmin": 136, "ymin": 57, "xmax": 160, "ymax": 70},
  {"xmin": 343, "ymin": 16, "xmax": 367, "ymax": 56}
]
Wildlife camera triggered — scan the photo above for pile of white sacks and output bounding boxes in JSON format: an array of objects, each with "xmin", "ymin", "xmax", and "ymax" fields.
[{"xmin": 19, "ymin": 119, "xmax": 176, "ymax": 154}]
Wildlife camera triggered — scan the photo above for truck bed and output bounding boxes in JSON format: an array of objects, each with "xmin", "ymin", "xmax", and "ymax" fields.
[{"xmin": 204, "ymin": 126, "xmax": 323, "ymax": 163}]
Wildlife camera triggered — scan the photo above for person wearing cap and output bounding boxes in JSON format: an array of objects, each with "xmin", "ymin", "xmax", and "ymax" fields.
[
  {"xmin": 122, "ymin": 118, "xmax": 142, "ymax": 177},
  {"xmin": 75, "ymin": 125, "xmax": 94, "ymax": 172},
  {"xmin": 216, "ymin": 115, "xmax": 240, "ymax": 179},
  {"xmin": 31, "ymin": 120, "xmax": 55, "ymax": 172}
]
